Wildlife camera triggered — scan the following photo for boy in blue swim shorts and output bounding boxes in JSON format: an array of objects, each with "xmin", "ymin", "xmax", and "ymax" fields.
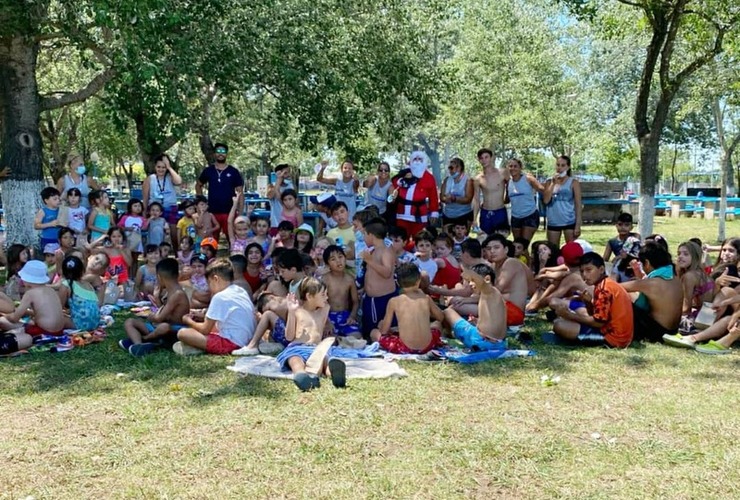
[
  {"xmin": 443, "ymin": 264, "xmax": 507, "ymax": 351},
  {"xmin": 275, "ymin": 278, "xmax": 347, "ymax": 391},
  {"xmin": 322, "ymin": 245, "xmax": 360, "ymax": 338},
  {"xmin": 122, "ymin": 258, "xmax": 190, "ymax": 356}
]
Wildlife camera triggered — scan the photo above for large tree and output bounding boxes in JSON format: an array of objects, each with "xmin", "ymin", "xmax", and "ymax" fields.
[{"xmin": 563, "ymin": 0, "xmax": 740, "ymax": 237}]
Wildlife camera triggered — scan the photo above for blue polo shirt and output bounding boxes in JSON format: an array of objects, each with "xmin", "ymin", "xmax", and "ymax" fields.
[{"xmin": 198, "ymin": 164, "xmax": 244, "ymax": 214}]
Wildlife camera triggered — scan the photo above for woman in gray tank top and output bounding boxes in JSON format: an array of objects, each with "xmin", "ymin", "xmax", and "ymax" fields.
[
  {"xmin": 506, "ymin": 158, "xmax": 545, "ymax": 243},
  {"xmin": 542, "ymin": 155, "xmax": 582, "ymax": 246},
  {"xmin": 440, "ymin": 157, "xmax": 474, "ymax": 228},
  {"xmin": 56, "ymin": 155, "xmax": 98, "ymax": 209},
  {"xmin": 317, "ymin": 159, "xmax": 359, "ymax": 217},
  {"xmin": 363, "ymin": 162, "xmax": 392, "ymax": 215}
]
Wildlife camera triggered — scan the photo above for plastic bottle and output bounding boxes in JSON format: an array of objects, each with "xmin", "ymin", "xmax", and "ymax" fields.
[{"xmin": 104, "ymin": 280, "xmax": 120, "ymax": 305}]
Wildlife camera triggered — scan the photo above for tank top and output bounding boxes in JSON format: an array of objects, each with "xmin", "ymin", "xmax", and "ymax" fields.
[
  {"xmin": 147, "ymin": 217, "xmax": 166, "ymax": 245},
  {"xmin": 40, "ymin": 206, "xmax": 60, "ymax": 240},
  {"xmin": 91, "ymin": 209, "xmax": 112, "ymax": 240},
  {"xmin": 106, "ymin": 253, "xmax": 129, "ymax": 284},
  {"xmin": 281, "ymin": 212, "xmax": 300, "ymax": 228},
  {"xmin": 442, "ymin": 174, "xmax": 472, "ymax": 219},
  {"xmin": 365, "ymin": 179, "xmax": 391, "ymax": 214},
  {"xmin": 546, "ymin": 177, "xmax": 576, "ymax": 227},
  {"xmin": 141, "ymin": 265, "xmax": 158, "ymax": 286},
  {"xmin": 432, "ymin": 257, "xmax": 462, "ymax": 290},
  {"xmin": 231, "ymin": 238, "xmax": 248, "ymax": 255},
  {"xmin": 269, "ymin": 179, "xmax": 294, "ymax": 227},
  {"xmin": 334, "ymin": 177, "xmax": 357, "ymax": 217},
  {"xmin": 148, "ymin": 173, "xmax": 178, "ymax": 207},
  {"xmin": 508, "ymin": 174, "xmax": 538, "ymax": 218},
  {"xmin": 63, "ymin": 174, "xmax": 91, "ymax": 209},
  {"xmin": 63, "ymin": 279, "xmax": 100, "ymax": 331},
  {"xmin": 244, "ymin": 270, "xmax": 263, "ymax": 293}
]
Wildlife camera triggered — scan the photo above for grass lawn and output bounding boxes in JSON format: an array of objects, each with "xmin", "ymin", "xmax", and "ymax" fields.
[{"xmin": 2, "ymin": 217, "xmax": 740, "ymax": 499}]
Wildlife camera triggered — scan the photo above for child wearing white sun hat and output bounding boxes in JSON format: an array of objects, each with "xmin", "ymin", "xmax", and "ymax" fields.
[{"xmin": 0, "ymin": 260, "xmax": 66, "ymax": 338}]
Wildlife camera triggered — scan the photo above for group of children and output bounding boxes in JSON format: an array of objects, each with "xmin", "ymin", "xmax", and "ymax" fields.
[{"xmin": 5, "ymin": 181, "xmax": 740, "ymax": 393}]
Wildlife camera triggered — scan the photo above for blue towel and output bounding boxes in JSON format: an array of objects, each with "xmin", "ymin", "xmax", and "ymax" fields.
[{"xmin": 277, "ymin": 341, "xmax": 381, "ymax": 370}]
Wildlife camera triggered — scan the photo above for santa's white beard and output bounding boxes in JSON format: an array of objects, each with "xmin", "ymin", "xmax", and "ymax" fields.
[{"xmin": 410, "ymin": 164, "xmax": 427, "ymax": 178}]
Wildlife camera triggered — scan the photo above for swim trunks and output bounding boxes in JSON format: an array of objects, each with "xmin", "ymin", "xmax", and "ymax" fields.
[
  {"xmin": 24, "ymin": 324, "xmax": 63, "ymax": 337},
  {"xmin": 452, "ymin": 318, "xmax": 507, "ymax": 352},
  {"xmin": 505, "ymin": 300, "xmax": 525, "ymax": 327},
  {"xmin": 480, "ymin": 207, "xmax": 509, "ymax": 234},
  {"xmin": 328, "ymin": 310, "xmax": 360, "ymax": 337},
  {"xmin": 379, "ymin": 328, "xmax": 442, "ymax": 354},
  {"xmin": 361, "ymin": 290, "xmax": 397, "ymax": 336}
]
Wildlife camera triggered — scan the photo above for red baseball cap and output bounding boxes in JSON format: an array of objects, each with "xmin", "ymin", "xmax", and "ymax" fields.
[{"xmin": 560, "ymin": 241, "xmax": 584, "ymax": 267}]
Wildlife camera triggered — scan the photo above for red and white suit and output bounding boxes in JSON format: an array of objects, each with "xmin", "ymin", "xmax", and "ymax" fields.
[{"xmin": 393, "ymin": 152, "xmax": 440, "ymax": 237}]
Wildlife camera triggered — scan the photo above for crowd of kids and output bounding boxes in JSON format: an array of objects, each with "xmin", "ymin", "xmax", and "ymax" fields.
[{"xmin": 3, "ymin": 163, "xmax": 740, "ymax": 392}]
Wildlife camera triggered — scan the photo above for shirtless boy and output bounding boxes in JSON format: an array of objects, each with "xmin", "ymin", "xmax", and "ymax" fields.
[
  {"xmin": 444, "ymin": 264, "xmax": 507, "ymax": 350},
  {"xmin": 620, "ymin": 242, "xmax": 683, "ymax": 342},
  {"xmin": 484, "ymin": 234, "xmax": 527, "ymax": 326},
  {"xmin": 275, "ymin": 278, "xmax": 346, "ymax": 391},
  {"xmin": 474, "ymin": 148, "xmax": 510, "ymax": 236},
  {"xmin": 234, "ymin": 292, "xmax": 289, "ymax": 355},
  {"xmin": 322, "ymin": 245, "xmax": 360, "ymax": 338},
  {"xmin": 370, "ymin": 262, "xmax": 445, "ymax": 354},
  {"xmin": 122, "ymin": 258, "xmax": 191, "ymax": 356},
  {"xmin": 358, "ymin": 218, "xmax": 397, "ymax": 338},
  {"xmin": 0, "ymin": 260, "xmax": 65, "ymax": 336}
]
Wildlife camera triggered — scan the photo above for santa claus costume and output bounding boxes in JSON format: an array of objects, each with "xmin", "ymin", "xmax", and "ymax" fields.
[{"xmin": 392, "ymin": 151, "xmax": 440, "ymax": 238}]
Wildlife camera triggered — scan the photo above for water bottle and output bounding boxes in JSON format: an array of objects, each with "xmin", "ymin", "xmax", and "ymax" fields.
[
  {"xmin": 123, "ymin": 280, "xmax": 137, "ymax": 301},
  {"xmin": 104, "ymin": 280, "xmax": 120, "ymax": 305}
]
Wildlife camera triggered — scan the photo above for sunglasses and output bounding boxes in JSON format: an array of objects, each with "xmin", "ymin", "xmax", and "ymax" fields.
[
  {"xmin": 448, "ymin": 165, "xmax": 456, "ymax": 170},
  {"xmin": 378, "ymin": 168, "xmax": 390, "ymax": 173},
  {"xmin": 215, "ymin": 149, "xmax": 227, "ymax": 154}
]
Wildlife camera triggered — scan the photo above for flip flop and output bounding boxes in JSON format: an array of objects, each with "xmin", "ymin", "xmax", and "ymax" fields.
[
  {"xmin": 328, "ymin": 358, "xmax": 347, "ymax": 388},
  {"xmin": 293, "ymin": 372, "xmax": 320, "ymax": 392}
]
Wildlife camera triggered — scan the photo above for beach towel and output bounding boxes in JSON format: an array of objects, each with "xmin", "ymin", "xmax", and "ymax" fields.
[{"xmin": 228, "ymin": 355, "xmax": 408, "ymax": 380}]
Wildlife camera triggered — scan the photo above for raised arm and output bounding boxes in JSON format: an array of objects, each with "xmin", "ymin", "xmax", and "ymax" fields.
[
  {"xmin": 141, "ymin": 176, "xmax": 151, "ymax": 210},
  {"xmin": 316, "ymin": 162, "xmax": 337, "ymax": 186},
  {"xmin": 527, "ymin": 173, "xmax": 546, "ymax": 193},
  {"xmin": 541, "ymin": 179, "xmax": 555, "ymax": 205},
  {"xmin": 572, "ymin": 179, "xmax": 582, "ymax": 238},
  {"xmin": 165, "ymin": 156, "xmax": 182, "ymax": 185}
]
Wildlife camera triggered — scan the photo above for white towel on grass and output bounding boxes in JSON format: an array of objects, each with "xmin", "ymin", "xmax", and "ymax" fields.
[{"xmin": 227, "ymin": 355, "xmax": 408, "ymax": 380}]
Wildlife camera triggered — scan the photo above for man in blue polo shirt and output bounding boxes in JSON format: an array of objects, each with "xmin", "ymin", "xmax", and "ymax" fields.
[{"xmin": 196, "ymin": 142, "xmax": 244, "ymax": 243}]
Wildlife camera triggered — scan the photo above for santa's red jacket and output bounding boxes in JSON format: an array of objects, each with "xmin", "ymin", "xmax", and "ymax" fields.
[{"xmin": 393, "ymin": 170, "xmax": 440, "ymax": 226}]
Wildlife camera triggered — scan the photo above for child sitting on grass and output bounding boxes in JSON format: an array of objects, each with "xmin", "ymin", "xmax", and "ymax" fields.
[
  {"xmin": 134, "ymin": 244, "xmax": 160, "ymax": 298},
  {"xmin": 443, "ymin": 264, "xmax": 507, "ymax": 351},
  {"xmin": 275, "ymin": 278, "xmax": 346, "ymax": 391},
  {"xmin": 370, "ymin": 262, "xmax": 445, "ymax": 354},
  {"xmin": 228, "ymin": 254, "xmax": 253, "ymax": 297},
  {"xmin": 322, "ymin": 245, "xmax": 360, "ymax": 338},
  {"xmin": 174, "ymin": 258, "xmax": 256, "ymax": 355},
  {"xmin": 185, "ymin": 253, "xmax": 211, "ymax": 308},
  {"xmin": 58, "ymin": 255, "xmax": 101, "ymax": 332},
  {"xmin": 0, "ymin": 260, "xmax": 65, "ymax": 337},
  {"xmin": 233, "ymin": 292, "xmax": 289, "ymax": 355},
  {"xmin": 122, "ymin": 258, "xmax": 191, "ymax": 356}
]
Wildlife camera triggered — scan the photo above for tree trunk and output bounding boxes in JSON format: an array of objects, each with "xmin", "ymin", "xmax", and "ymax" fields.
[
  {"xmin": 637, "ymin": 134, "xmax": 659, "ymax": 238},
  {"xmin": 670, "ymin": 146, "xmax": 678, "ymax": 193},
  {"xmin": 199, "ymin": 131, "xmax": 215, "ymax": 165},
  {"xmin": 0, "ymin": 36, "xmax": 46, "ymax": 247},
  {"xmin": 718, "ymin": 151, "xmax": 729, "ymax": 242}
]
